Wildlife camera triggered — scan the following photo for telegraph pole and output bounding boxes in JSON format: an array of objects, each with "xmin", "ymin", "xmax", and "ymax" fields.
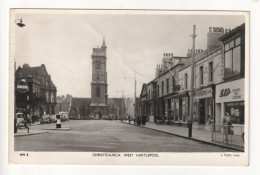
[
  {"xmin": 188, "ymin": 25, "xmax": 196, "ymax": 137},
  {"xmin": 134, "ymin": 72, "xmax": 136, "ymax": 124}
]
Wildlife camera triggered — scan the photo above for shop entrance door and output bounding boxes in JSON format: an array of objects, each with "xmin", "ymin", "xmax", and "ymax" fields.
[
  {"xmin": 199, "ymin": 99, "xmax": 205, "ymax": 124},
  {"xmin": 179, "ymin": 99, "xmax": 182, "ymax": 121}
]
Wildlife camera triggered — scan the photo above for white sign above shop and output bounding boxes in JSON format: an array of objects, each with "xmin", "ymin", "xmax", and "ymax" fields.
[
  {"xmin": 194, "ymin": 87, "xmax": 213, "ymax": 100},
  {"xmin": 215, "ymin": 78, "xmax": 244, "ymax": 103}
]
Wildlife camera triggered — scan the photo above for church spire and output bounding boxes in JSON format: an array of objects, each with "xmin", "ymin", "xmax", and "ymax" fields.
[{"xmin": 102, "ymin": 37, "xmax": 107, "ymax": 48}]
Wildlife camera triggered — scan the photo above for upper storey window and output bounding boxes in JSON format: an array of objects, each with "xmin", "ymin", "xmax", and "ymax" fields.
[{"xmin": 224, "ymin": 37, "xmax": 241, "ymax": 77}]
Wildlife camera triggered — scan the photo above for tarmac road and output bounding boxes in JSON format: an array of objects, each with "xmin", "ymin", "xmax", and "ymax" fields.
[{"xmin": 15, "ymin": 120, "xmax": 236, "ymax": 152}]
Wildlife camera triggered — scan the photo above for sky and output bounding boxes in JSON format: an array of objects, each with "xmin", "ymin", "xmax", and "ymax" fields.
[{"xmin": 10, "ymin": 10, "xmax": 245, "ymax": 98}]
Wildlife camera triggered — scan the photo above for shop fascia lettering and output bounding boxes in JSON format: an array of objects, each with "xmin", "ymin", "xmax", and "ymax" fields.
[
  {"xmin": 215, "ymin": 78, "xmax": 244, "ymax": 103},
  {"xmin": 194, "ymin": 87, "xmax": 213, "ymax": 100}
]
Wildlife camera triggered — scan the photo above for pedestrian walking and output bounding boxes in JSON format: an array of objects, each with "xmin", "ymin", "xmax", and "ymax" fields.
[
  {"xmin": 23, "ymin": 111, "xmax": 30, "ymax": 133},
  {"xmin": 222, "ymin": 112, "xmax": 230, "ymax": 143},
  {"xmin": 142, "ymin": 115, "xmax": 147, "ymax": 126}
]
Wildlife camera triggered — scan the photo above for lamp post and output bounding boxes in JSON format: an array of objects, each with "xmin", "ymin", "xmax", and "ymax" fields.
[
  {"xmin": 14, "ymin": 18, "xmax": 26, "ymax": 133},
  {"xmin": 188, "ymin": 25, "xmax": 197, "ymax": 137}
]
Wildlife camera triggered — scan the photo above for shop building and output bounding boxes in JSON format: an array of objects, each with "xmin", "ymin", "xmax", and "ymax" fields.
[
  {"xmin": 215, "ymin": 23, "xmax": 245, "ymax": 129},
  {"xmin": 15, "ymin": 64, "xmax": 57, "ymax": 116}
]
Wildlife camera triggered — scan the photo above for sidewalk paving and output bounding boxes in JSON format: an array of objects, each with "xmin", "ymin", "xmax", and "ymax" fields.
[
  {"xmin": 14, "ymin": 128, "xmax": 48, "ymax": 137},
  {"xmin": 122, "ymin": 120, "xmax": 244, "ymax": 152}
]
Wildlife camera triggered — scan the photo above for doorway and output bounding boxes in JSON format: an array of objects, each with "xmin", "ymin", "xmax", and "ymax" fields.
[
  {"xmin": 179, "ymin": 99, "xmax": 182, "ymax": 121},
  {"xmin": 199, "ymin": 99, "xmax": 205, "ymax": 124}
]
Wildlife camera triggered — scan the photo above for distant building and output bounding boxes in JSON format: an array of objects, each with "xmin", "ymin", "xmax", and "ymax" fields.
[
  {"xmin": 69, "ymin": 39, "xmax": 125, "ymax": 120},
  {"xmin": 90, "ymin": 38, "xmax": 108, "ymax": 116},
  {"xmin": 15, "ymin": 64, "xmax": 57, "ymax": 116},
  {"xmin": 55, "ymin": 94, "xmax": 72, "ymax": 114},
  {"xmin": 70, "ymin": 97, "xmax": 125, "ymax": 120}
]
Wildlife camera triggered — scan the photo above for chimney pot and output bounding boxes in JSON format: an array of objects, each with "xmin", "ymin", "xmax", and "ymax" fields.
[{"xmin": 209, "ymin": 27, "xmax": 212, "ymax": 32}]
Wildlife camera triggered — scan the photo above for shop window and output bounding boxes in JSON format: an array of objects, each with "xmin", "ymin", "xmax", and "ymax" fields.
[
  {"xmin": 209, "ymin": 62, "xmax": 213, "ymax": 82},
  {"xmin": 182, "ymin": 98, "xmax": 189, "ymax": 122},
  {"xmin": 224, "ymin": 37, "xmax": 241, "ymax": 77},
  {"xmin": 225, "ymin": 101, "xmax": 244, "ymax": 124},
  {"xmin": 174, "ymin": 99, "xmax": 179, "ymax": 122}
]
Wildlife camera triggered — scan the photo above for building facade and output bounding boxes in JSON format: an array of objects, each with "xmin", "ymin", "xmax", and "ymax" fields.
[
  {"xmin": 55, "ymin": 94, "xmax": 72, "ymax": 114},
  {"xmin": 138, "ymin": 24, "xmax": 245, "ymax": 131},
  {"xmin": 16, "ymin": 64, "xmax": 57, "ymax": 116},
  {"xmin": 69, "ymin": 39, "xmax": 126, "ymax": 120},
  {"xmin": 90, "ymin": 38, "xmax": 108, "ymax": 116},
  {"xmin": 215, "ymin": 24, "xmax": 245, "ymax": 129}
]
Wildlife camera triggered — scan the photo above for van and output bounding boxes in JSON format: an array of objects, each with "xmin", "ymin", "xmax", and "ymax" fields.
[{"xmin": 59, "ymin": 112, "xmax": 69, "ymax": 122}]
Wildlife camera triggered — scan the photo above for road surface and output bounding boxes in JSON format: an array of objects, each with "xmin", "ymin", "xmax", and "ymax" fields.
[{"xmin": 15, "ymin": 120, "xmax": 236, "ymax": 152}]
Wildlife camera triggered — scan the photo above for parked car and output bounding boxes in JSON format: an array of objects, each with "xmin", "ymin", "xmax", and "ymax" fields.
[
  {"xmin": 16, "ymin": 113, "xmax": 25, "ymax": 128},
  {"xmin": 50, "ymin": 115, "xmax": 57, "ymax": 123},
  {"xmin": 40, "ymin": 114, "xmax": 50, "ymax": 124}
]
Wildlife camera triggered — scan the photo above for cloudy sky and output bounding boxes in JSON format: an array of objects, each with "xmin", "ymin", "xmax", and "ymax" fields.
[{"xmin": 10, "ymin": 10, "xmax": 245, "ymax": 98}]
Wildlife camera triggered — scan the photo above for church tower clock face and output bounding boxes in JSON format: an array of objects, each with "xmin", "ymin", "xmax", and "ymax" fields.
[{"xmin": 90, "ymin": 38, "xmax": 108, "ymax": 115}]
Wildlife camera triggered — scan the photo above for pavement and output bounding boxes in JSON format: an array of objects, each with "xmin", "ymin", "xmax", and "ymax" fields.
[
  {"xmin": 14, "ymin": 120, "xmax": 237, "ymax": 152},
  {"xmin": 14, "ymin": 128, "xmax": 49, "ymax": 137},
  {"xmin": 14, "ymin": 121, "xmax": 62, "ymax": 137},
  {"xmin": 121, "ymin": 120, "xmax": 244, "ymax": 152}
]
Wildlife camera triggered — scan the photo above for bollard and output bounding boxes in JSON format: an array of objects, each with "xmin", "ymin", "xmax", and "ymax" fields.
[{"xmin": 56, "ymin": 114, "xmax": 61, "ymax": 128}]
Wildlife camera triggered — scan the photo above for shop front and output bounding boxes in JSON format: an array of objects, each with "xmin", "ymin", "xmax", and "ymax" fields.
[
  {"xmin": 164, "ymin": 93, "xmax": 189, "ymax": 126},
  {"xmin": 194, "ymin": 86, "xmax": 214, "ymax": 129},
  {"xmin": 215, "ymin": 78, "xmax": 245, "ymax": 127}
]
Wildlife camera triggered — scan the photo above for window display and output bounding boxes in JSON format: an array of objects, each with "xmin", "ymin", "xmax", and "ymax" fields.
[{"xmin": 225, "ymin": 101, "xmax": 244, "ymax": 124}]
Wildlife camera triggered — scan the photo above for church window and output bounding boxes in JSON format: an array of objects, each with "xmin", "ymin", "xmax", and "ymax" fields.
[
  {"xmin": 96, "ymin": 61, "xmax": 101, "ymax": 69},
  {"xmin": 96, "ymin": 86, "xmax": 100, "ymax": 97}
]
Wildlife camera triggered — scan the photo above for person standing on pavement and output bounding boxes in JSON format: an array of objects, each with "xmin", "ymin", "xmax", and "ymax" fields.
[{"xmin": 222, "ymin": 112, "xmax": 230, "ymax": 143}]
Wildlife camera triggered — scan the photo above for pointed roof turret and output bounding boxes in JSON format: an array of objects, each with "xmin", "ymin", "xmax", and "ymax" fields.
[{"xmin": 102, "ymin": 37, "xmax": 107, "ymax": 48}]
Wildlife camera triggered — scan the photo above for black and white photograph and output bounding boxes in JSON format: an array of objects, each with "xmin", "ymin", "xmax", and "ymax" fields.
[{"xmin": 8, "ymin": 9, "xmax": 249, "ymax": 165}]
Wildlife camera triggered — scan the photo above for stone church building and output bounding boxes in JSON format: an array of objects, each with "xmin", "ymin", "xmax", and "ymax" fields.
[{"xmin": 69, "ymin": 39, "xmax": 125, "ymax": 119}]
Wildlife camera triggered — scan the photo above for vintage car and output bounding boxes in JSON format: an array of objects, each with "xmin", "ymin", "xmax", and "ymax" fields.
[
  {"xmin": 40, "ymin": 114, "xmax": 51, "ymax": 124},
  {"xmin": 16, "ymin": 113, "xmax": 25, "ymax": 128}
]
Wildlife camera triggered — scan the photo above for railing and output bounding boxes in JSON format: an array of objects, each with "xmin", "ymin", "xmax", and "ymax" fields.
[{"xmin": 212, "ymin": 124, "xmax": 244, "ymax": 147}]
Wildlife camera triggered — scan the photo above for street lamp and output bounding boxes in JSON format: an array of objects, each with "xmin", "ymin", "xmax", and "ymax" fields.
[
  {"xmin": 14, "ymin": 18, "xmax": 26, "ymax": 133},
  {"xmin": 15, "ymin": 18, "xmax": 26, "ymax": 28}
]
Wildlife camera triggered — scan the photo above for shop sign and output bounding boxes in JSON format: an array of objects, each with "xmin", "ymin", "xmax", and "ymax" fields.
[
  {"xmin": 215, "ymin": 78, "xmax": 244, "ymax": 103},
  {"xmin": 17, "ymin": 80, "xmax": 29, "ymax": 93},
  {"xmin": 194, "ymin": 87, "xmax": 213, "ymax": 100}
]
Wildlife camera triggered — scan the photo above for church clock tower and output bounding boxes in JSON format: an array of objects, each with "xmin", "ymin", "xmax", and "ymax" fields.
[{"xmin": 90, "ymin": 38, "xmax": 108, "ymax": 117}]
